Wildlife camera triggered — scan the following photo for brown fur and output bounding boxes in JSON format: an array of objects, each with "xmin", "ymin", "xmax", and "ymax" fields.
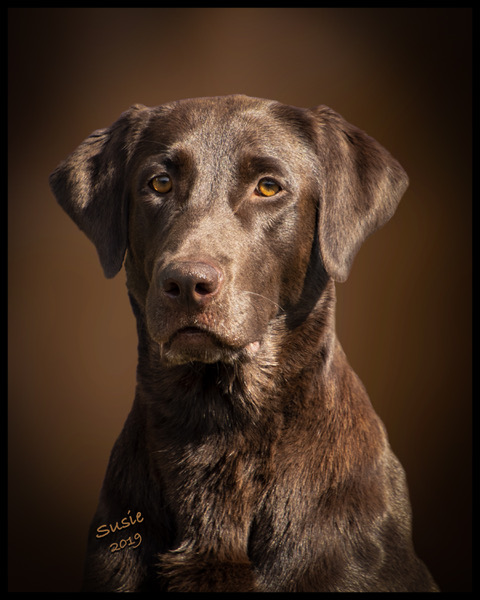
[{"xmin": 50, "ymin": 95, "xmax": 438, "ymax": 592}]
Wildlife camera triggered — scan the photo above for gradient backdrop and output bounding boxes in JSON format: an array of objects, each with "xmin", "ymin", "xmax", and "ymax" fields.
[{"xmin": 8, "ymin": 8, "xmax": 471, "ymax": 592}]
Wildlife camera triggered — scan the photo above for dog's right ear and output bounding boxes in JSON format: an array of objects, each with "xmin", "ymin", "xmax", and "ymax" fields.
[{"xmin": 49, "ymin": 104, "xmax": 149, "ymax": 278}]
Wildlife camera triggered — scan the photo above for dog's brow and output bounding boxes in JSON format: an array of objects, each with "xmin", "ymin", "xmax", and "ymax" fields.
[
  {"xmin": 239, "ymin": 154, "xmax": 287, "ymax": 179},
  {"xmin": 138, "ymin": 148, "xmax": 195, "ymax": 176}
]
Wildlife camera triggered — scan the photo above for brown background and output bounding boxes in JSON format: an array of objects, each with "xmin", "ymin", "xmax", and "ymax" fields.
[{"xmin": 8, "ymin": 8, "xmax": 471, "ymax": 592}]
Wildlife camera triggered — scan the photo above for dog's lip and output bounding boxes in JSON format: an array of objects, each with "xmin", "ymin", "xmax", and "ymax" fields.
[
  {"xmin": 168, "ymin": 325, "xmax": 222, "ymax": 348},
  {"xmin": 172, "ymin": 326, "xmax": 213, "ymax": 338},
  {"xmin": 170, "ymin": 326, "xmax": 261, "ymax": 354},
  {"xmin": 245, "ymin": 340, "xmax": 260, "ymax": 354}
]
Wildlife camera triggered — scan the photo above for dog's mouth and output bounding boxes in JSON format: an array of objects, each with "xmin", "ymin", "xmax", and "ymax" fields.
[
  {"xmin": 172, "ymin": 326, "xmax": 216, "ymax": 345},
  {"xmin": 159, "ymin": 326, "xmax": 260, "ymax": 366}
]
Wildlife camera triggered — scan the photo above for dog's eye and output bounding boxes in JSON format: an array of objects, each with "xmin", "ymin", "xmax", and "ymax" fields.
[
  {"xmin": 256, "ymin": 178, "xmax": 281, "ymax": 198},
  {"xmin": 150, "ymin": 175, "xmax": 172, "ymax": 194}
]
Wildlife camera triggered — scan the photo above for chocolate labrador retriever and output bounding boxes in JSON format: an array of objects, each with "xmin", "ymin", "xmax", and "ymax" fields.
[{"xmin": 50, "ymin": 95, "xmax": 438, "ymax": 592}]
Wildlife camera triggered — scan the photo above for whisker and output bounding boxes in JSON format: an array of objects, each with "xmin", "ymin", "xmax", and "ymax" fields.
[{"xmin": 243, "ymin": 291, "xmax": 284, "ymax": 313}]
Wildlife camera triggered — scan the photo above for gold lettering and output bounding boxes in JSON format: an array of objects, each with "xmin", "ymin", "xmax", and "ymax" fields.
[
  {"xmin": 96, "ymin": 524, "xmax": 110, "ymax": 538},
  {"xmin": 96, "ymin": 510, "xmax": 144, "ymax": 539}
]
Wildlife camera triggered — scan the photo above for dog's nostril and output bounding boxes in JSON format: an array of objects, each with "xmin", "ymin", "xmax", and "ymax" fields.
[
  {"xmin": 163, "ymin": 280, "xmax": 181, "ymax": 297},
  {"xmin": 195, "ymin": 282, "xmax": 214, "ymax": 296}
]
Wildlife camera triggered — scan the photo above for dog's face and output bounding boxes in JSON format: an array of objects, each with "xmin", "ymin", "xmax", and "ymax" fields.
[
  {"xmin": 50, "ymin": 95, "xmax": 408, "ymax": 366},
  {"xmin": 127, "ymin": 97, "xmax": 320, "ymax": 365}
]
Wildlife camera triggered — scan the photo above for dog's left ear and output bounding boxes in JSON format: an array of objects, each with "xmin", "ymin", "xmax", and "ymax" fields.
[
  {"xmin": 49, "ymin": 104, "xmax": 149, "ymax": 278},
  {"xmin": 310, "ymin": 106, "xmax": 409, "ymax": 282}
]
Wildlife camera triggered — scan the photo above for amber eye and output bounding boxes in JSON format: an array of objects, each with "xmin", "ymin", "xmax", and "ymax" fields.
[
  {"xmin": 256, "ymin": 178, "xmax": 281, "ymax": 197},
  {"xmin": 150, "ymin": 175, "xmax": 172, "ymax": 194}
]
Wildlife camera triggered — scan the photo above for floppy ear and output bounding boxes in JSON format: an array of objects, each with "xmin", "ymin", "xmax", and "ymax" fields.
[
  {"xmin": 49, "ymin": 104, "xmax": 149, "ymax": 278},
  {"xmin": 310, "ymin": 106, "xmax": 409, "ymax": 282}
]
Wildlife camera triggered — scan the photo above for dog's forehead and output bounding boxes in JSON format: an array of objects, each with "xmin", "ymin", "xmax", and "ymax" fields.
[{"xmin": 139, "ymin": 96, "xmax": 313, "ymax": 164}]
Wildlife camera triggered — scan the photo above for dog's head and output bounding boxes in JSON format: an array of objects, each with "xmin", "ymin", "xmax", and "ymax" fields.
[{"xmin": 50, "ymin": 95, "xmax": 408, "ymax": 366}]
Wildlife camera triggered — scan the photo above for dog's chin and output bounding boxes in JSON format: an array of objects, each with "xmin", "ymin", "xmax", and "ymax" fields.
[{"xmin": 158, "ymin": 327, "xmax": 260, "ymax": 366}]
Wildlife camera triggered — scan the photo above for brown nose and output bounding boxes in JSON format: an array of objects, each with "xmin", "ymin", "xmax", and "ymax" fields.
[{"xmin": 160, "ymin": 261, "xmax": 223, "ymax": 309}]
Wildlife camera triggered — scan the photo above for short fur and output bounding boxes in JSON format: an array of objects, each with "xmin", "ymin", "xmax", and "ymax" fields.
[{"xmin": 50, "ymin": 95, "xmax": 438, "ymax": 592}]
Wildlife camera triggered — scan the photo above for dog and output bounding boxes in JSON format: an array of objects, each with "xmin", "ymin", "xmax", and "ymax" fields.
[{"xmin": 50, "ymin": 95, "xmax": 438, "ymax": 592}]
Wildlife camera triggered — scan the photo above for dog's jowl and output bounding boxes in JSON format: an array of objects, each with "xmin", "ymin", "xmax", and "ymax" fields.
[{"xmin": 50, "ymin": 95, "xmax": 439, "ymax": 592}]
